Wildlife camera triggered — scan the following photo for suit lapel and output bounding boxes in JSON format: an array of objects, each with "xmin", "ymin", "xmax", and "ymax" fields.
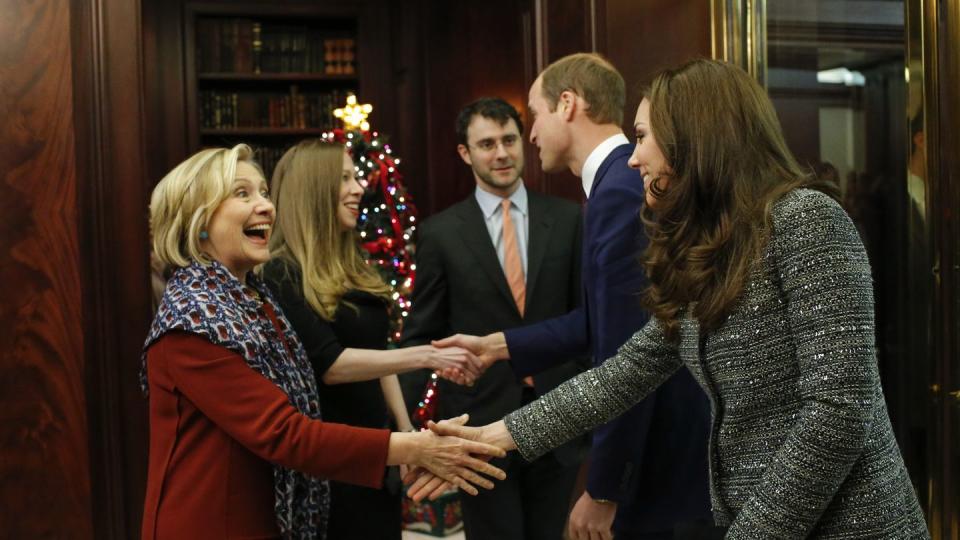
[
  {"xmin": 525, "ymin": 192, "xmax": 553, "ymax": 304},
  {"xmin": 588, "ymin": 143, "xmax": 634, "ymax": 199},
  {"xmin": 456, "ymin": 198, "xmax": 519, "ymax": 313}
]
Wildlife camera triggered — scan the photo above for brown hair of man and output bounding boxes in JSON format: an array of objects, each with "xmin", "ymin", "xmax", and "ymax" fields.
[
  {"xmin": 639, "ymin": 59, "xmax": 838, "ymax": 342},
  {"xmin": 539, "ymin": 52, "xmax": 625, "ymax": 125}
]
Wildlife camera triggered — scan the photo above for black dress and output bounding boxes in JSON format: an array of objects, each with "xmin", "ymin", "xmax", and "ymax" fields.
[{"xmin": 263, "ymin": 260, "xmax": 401, "ymax": 540}]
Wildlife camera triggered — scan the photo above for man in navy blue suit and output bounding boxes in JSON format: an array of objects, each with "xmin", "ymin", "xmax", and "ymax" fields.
[{"xmin": 435, "ymin": 53, "xmax": 712, "ymax": 540}]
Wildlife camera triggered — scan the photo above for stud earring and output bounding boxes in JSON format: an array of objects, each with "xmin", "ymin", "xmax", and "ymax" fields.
[{"xmin": 199, "ymin": 230, "xmax": 209, "ymax": 240}]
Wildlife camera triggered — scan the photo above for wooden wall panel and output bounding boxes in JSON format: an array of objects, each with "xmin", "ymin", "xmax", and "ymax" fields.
[
  {"xmin": 0, "ymin": 0, "xmax": 92, "ymax": 536},
  {"xmin": 415, "ymin": 0, "xmax": 533, "ymax": 216},
  {"xmin": 72, "ymin": 0, "xmax": 153, "ymax": 535},
  {"xmin": 602, "ymin": 0, "xmax": 712, "ymax": 111},
  {"xmin": 531, "ymin": 0, "xmax": 593, "ymax": 203}
]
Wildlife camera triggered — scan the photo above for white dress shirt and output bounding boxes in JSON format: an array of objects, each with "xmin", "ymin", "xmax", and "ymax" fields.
[
  {"xmin": 580, "ymin": 133, "xmax": 630, "ymax": 198},
  {"xmin": 474, "ymin": 183, "xmax": 529, "ymax": 278}
]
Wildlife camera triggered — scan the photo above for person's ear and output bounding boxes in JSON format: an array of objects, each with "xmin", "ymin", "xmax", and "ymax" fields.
[
  {"xmin": 457, "ymin": 144, "xmax": 473, "ymax": 166},
  {"xmin": 557, "ymin": 90, "xmax": 576, "ymax": 119}
]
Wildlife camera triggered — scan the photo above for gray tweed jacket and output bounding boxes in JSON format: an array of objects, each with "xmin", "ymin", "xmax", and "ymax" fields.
[{"xmin": 504, "ymin": 189, "xmax": 929, "ymax": 538}]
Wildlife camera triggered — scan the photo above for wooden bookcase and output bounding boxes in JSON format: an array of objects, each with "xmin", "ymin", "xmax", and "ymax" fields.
[{"xmin": 184, "ymin": 3, "xmax": 364, "ymax": 177}]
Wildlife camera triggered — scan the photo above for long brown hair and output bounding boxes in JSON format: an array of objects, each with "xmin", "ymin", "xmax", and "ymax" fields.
[
  {"xmin": 639, "ymin": 59, "xmax": 838, "ymax": 342},
  {"xmin": 268, "ymin": 139, "xmax": 390, "ymax": 321}
]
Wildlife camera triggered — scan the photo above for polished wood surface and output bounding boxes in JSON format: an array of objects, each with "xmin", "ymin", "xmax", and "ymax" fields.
[
  {"xmin": 0, "ymin": 0, "xmax": 91, "ymax": 536},
  {"xmin": 72, "ymin": 0, "xmax": 153, "ymax": 536}
]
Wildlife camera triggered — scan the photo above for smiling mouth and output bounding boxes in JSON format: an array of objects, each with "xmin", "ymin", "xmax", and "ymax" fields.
[
  {"xmin": 344, "ymin": 202, "xmax": 360, "ymax": 214},
  {"xmin": 243, "ymin": 223, "xmax": 271, "ymax": 241}
]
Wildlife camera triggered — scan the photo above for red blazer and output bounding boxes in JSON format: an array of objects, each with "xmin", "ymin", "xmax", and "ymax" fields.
[{"xmin": 142, "ymin": 322, "xmax": 391, "ymax": 539}]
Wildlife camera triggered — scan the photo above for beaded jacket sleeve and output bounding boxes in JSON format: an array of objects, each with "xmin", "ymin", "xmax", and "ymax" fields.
[{"xmin": 504, "ymin": 189, "xmax": 928, "ymax": 539}]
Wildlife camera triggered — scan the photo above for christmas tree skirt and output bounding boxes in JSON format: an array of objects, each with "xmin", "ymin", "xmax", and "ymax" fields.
[{"xmin": 402, "ymin": 491, "xmax": 463, "ymax": 537}]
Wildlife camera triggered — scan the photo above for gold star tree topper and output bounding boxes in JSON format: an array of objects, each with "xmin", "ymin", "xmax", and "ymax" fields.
[{"xmin": 333, "ymin": 93, "xmax": 373, "ymax": 131}]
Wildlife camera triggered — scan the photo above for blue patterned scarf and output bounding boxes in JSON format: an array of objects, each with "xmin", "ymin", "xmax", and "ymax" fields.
[{"xmin": 141, "ymin": 260, "xmax": 330, "ymax": 539}]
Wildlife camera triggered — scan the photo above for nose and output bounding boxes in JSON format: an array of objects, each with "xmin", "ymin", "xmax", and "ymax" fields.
[
  {"xmin": 350, "ymin": 177, "xmax": 364, "ymax": 196},
  {"xmin": 627, "ymin": 145, "xmax": 641, "ymax": 170},
  {"xmin": 529, "ymin": 125, "xmax": 537, "ymax": 145},
  {"xmin": 255, "ymin": 193, "xmax": 276, "ymax": 218},
  {"xmin": 494, "ymin": 141, "xmax": 510, "ymax": 158}
]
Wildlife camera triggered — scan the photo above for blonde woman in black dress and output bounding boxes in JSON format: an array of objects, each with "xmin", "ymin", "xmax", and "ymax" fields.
[{"xmin": 262, "ymin": 139, "xmax": 479, "ymax": 539}]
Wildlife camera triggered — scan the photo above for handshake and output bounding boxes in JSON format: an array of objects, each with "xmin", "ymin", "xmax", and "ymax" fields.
[
  {"xmin": 400, "ymin": 332, "xmax": 516, "ymax": 501},
  {"xmin": 399, "ymin": 413, "xmax": 516, "ymax": 502},
  {"xmin": 422, "ymin": 332, "xmax": 510, "ymax": 387}
]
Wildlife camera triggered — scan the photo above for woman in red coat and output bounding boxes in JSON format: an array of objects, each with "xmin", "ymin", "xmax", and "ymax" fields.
[{"xmin": 141, "ymin": 144, "xmax": 505, "ymax": 540}]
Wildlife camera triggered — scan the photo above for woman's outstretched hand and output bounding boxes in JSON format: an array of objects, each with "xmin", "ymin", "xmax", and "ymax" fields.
[
  {"xmin": 403, "ymin": 415, "xmax": 516, "ymax": 501},
  {"xmin": 389, "ymin": 414, "xmax": 506, "ymax": 499}
]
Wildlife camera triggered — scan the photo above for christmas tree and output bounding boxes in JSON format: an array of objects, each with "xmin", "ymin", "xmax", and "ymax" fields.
[
  {"xmin": 324, "ymin": 94, "xmax": 418, "ymax": 345},
  {"xmin": 327, "ymin": 96, "xmax": 461, "ymax": 533}
]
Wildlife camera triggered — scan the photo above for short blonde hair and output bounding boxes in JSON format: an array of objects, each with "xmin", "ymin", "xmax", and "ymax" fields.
[
  {"xmin": 149, "ymin": 144, "xmax": 262, "ymax": 268},
  {"xmin": 540, "ymin": 52, "xmax": 624, "ymax": 125}
]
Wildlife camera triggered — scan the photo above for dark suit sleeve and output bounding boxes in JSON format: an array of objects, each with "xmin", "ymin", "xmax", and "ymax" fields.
[
  {"xmin": 398, "ymin": 221, "xmax": 450, "ymax": 412},
  {"xmin": 505, "ymin": 309, "xmax": 589, "ymax": 375},
  {"xmin": 506, "ymin": 166, "xmax": 655, "ymax": 502},
  {"xmin": 581, "ymin": 175, "xmax": 655, "ymax": 502},
  {"xmin": 504, "ymin": 203, "xmax": 590, "ymax": 375}
]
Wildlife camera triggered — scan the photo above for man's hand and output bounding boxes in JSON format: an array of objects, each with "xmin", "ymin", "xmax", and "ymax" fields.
[
  {"xmin": 567, "ymin": 492, "xmax": 617, "ymax": 540},
  {"xmin": 422, "ymin": 345, "xmax": 483, "ymax": 386},
  {"xmin": 432, "ymin": 332, "xmax": 509, "ymax": 380}
]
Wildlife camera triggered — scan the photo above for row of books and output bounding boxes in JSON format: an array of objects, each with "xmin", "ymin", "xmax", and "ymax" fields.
[
  {"xmin": 253, "ymin": 146, "xmax": 289, "ymax": 179},
  {"xmin": 195, "ymin": 18, "xmax": 356, "ymax": 74},
  {"xmin": 199, "ymin": 88, "xmax": 355, "ymax": 129}
]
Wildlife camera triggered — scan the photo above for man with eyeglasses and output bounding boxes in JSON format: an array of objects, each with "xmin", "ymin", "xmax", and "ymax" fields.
[{"xmin": 401, "ymin": 97, "xmax": 588, "ymax": 540}]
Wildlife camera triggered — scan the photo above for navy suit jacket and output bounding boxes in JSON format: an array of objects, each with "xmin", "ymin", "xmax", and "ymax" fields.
[{"xmin": 504, "ymin": 144, "xmax": 712, "ymax": 535}]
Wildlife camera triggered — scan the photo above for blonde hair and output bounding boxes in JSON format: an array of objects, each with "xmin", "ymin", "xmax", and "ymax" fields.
[
  {"xmin": 268, "ymin": 139, "xmax": 390, "ymax": 321},
  {"xmin": 149, "ymin": 144, "xmax": 263, "ymax": 268},
  {"xmin": 540, "ymin": 52, "xmax": 625, "ymax": 125}
]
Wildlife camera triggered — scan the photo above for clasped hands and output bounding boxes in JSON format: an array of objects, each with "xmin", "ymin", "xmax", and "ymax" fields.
[
  {"xmin": 427, "ymin": 332, "xmax": 506, "ymax": 386},
  {"xmin": 403, "ymin": 414, "xmax": 516, "ymax": 502}
]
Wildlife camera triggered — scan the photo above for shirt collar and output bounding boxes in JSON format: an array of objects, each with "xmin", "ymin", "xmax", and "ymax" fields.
[
  {"xmin": 475, "ymin": 182, "xmax": 528, "ymax": 219},
  {"xmin": 581, "ymin": 133, "xmax": 630, "ymax": 197}
]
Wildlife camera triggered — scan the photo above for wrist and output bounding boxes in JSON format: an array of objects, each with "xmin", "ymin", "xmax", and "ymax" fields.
[
  {"xmin": 386, "ymin": 431, "xmax": 419, "ymax": 466},
  {"xmin": 408, "ymin": 345, "xmax": 432, "ymax": 370},
  {"xmin": 483, "ymin": 420, "xmax": 517, "ymax": 451},
  {"xmin": 486, "ymin": 332, "xmax": 510, "ymax": 361}
]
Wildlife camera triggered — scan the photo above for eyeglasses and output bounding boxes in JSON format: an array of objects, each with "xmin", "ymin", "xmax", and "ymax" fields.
[{"xmin": 468, "ymin": 134, "xmax": 521, "ymax": 153}]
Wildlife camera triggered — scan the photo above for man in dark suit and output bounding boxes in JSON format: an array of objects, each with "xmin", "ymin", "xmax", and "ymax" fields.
[
  {"xmin": 435, "ymin": 53, "xmax": 712, "ymax": 540},
  {"xmin": 400, "ymin": 97, "xmax": 587, "ymax": 540}
]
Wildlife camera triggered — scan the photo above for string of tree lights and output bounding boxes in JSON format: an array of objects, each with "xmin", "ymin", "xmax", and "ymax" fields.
[
  {"xmin": 326, "ymin": 95, "xmax": 442, "ymax": 435},
  {"xmin": 323, "ymin": 94, "xmax": 418, "ymax": 345}
]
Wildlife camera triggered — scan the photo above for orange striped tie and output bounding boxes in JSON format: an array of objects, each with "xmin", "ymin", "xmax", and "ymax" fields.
[
  {"xmin": 502, "ymin": 199, "xmax": 534, "ymax": 387},
  {"xmin": 501, "ymin": 199, "xmax": 525, "ymax": 315}
]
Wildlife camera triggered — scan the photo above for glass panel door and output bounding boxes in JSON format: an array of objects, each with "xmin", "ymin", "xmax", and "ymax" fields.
[{"xmin": 755, "ymin": 0, "xmax": 936, "ymax": 516}]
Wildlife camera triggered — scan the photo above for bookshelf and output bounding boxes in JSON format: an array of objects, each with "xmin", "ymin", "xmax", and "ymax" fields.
[{"xmin": 184, "ymin": 4, "xmax": 362, "ymax": 177}]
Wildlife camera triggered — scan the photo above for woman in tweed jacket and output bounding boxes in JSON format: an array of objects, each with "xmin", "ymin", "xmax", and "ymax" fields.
[{"xmin": 413, "ymin": 59, "xmax": 929, "ymax": 539}]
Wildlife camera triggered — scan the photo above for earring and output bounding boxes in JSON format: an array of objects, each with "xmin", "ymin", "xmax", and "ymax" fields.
[{"xmin": 199, "ymin": 230, "xmax": 209, "ymax": 240}]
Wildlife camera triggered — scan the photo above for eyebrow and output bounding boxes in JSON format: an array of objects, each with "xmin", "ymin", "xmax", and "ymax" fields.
[{"xmin": 233, "ymin": 177, "xmax": 268, "ymax": 189}]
